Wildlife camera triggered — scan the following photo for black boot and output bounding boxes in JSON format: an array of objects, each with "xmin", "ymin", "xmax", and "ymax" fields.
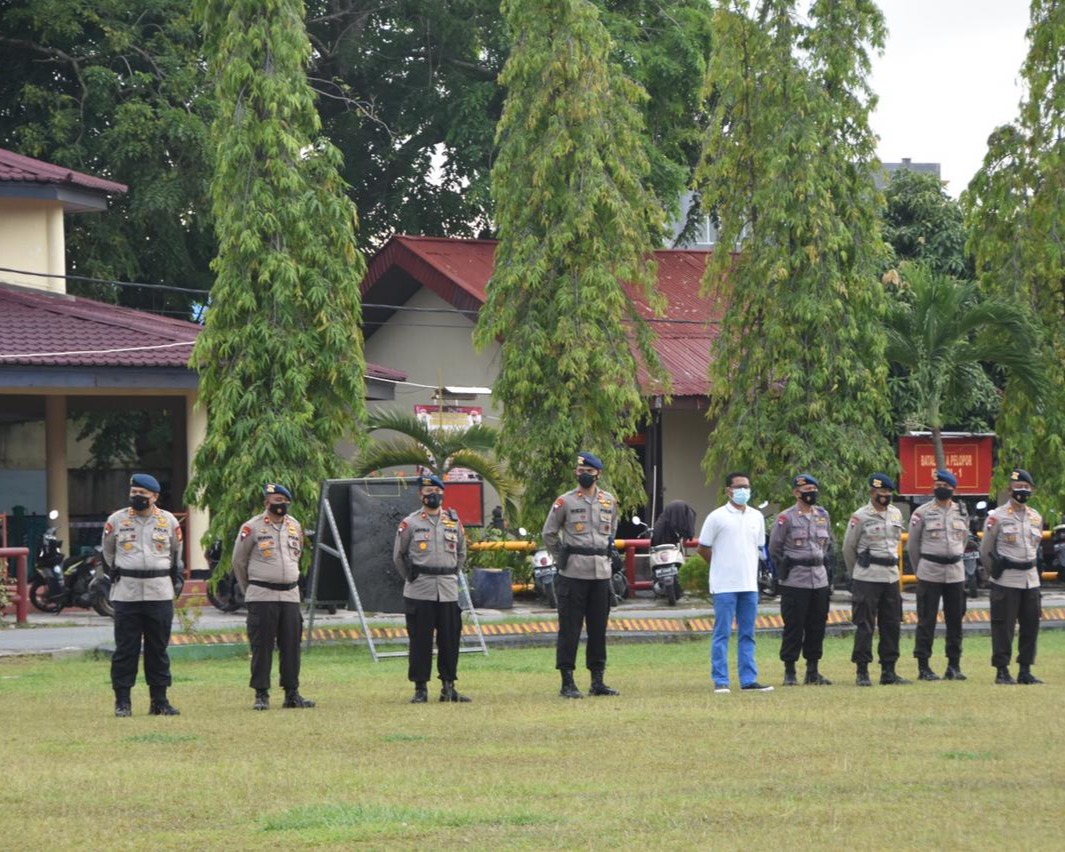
[
  {"xmin": 943, "ymin": 659, "xmax": 966, "ymax": 681},
  {"xmin": 253, "ymin": 689, "xmax": 270, "ymax": 711},
  {"xmin": 114, "ymin": 688, "xmax": 132, "ymax": 718},
  {"xmin": 995, "ymin": 666, "xmax": 1016, "ymax": 685},
  {"xmin": 589, "ymin": 669, "xmax": 619, "ymax": 697},
  {"xmin": 917, "ymin": 659, "xmax": 941, "ymax": 681},
  {"xmin": 1017, "ymin": 666, "xmax": 1044, "ymax": 685},
  {"xmin": 559, "ymin": 669, "xmax": 583, "ymax": 699},
  {"xmin": 410, "ymin": 682, "xmax": 428, "ymax": 703},
  {"xmin": 880, "ymin": 663, "xmax": 911, "ymax": 685},
  {"xmin": 804, "ymin": 664, "xmax": 831, "ymax": 686},
  {"xmin": 855, "ymin": 663, "xmax": 872, "ymax": 687},
  {"xmin": 440, "ymin": 681, "xmax": 471, "ymax": 703},
  {"xmin": 148, "ymin": 687, "xmax": 180, "ymax": 716},
  {"xmin": 283, "ymin": 689, "xmax": 316, "ymax": 708},
  {"xmin": 783, "ymin": 662, "xmax": 798, "ymax": 687}
]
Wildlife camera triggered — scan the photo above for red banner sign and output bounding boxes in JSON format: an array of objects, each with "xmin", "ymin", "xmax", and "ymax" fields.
[{"xmin": 898, "ymin": 435, "xmax": 994, "ymax": 496}]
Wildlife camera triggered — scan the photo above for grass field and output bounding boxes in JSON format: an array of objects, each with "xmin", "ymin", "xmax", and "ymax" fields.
[{"xmin": 1, "ymin": 631, "xmax": 1063, "ymax": 850}]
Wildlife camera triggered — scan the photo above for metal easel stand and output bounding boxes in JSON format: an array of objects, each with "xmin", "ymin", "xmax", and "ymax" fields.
[{"xmin": 457, "ymin": 567, "xmax": 489, "ymax": 656}]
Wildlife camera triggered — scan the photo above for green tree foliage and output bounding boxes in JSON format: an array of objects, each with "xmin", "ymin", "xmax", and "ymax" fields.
[
  {"xmin": 696, "ymin": 0, "xmax": 895, "ymax": 520},
  {"xmin": 963, "ymin": 0, "xmax": 1065, "ymax": 511},
  {"xmin": 353, "ymin": 409, "xmax": 518, "ymax": 520},
  {"xmin": 883, "ymin": 264, "xmax": 1046, "ymax": 471},
  {"xmin": 188, "ymin": 0, "xmax": 367, "ymax": 566},
  {"xmin": 881, "ymin": 169, "xmax": 971, "ymax": 279},
  {"xmin": 475, "ymin": 0, "xmax": 669, "ymax": 527}
]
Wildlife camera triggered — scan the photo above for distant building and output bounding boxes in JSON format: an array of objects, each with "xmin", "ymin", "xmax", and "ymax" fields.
[{"xmin": 876, "ymin": 158, "xmax": 941, "ymax": 189}]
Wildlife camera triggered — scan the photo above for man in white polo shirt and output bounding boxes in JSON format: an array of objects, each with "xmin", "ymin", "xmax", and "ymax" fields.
[{"xmin": 697, "ymin": 472, "xmax": 773, "ymax": 693}]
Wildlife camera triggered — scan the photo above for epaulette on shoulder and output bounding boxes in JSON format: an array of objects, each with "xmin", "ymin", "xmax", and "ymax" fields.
[{"xmin": 448, "ymin": 508, "xmax": 460, "ymax": 521}]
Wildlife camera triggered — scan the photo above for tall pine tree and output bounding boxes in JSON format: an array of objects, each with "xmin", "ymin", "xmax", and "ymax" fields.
[
  {"xmin": 189, "ymin": 0, "xmax": 367, "ymax": 560},
  {"xmin": 963, "ymin": 0, "xmax": 1065, "ymax": 512},
  {"xmin": 475, "ymin": 0, "xmax": 668, "ymax": 525},
  {"xmin": 696, "ymin": 0, "xmax": 895, "ymax": 518}
]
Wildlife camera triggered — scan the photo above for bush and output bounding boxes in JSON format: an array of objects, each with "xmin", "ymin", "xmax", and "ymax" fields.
[
  {"xmin": 465, "ymin": 526, "xmax": 533, "ymax": 585},
  {"xmin": 679, "ymin": 552, "xmax": 708, "ymax": 595}
]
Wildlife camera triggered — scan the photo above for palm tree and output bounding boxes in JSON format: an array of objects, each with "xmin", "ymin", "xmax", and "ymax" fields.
[
  {"xmin": 883, "ymin": 263, "xmax": 1047, "ymax": 470},
  {"xmin": 354, "ymin": 408, "xmax": 519, "ymax": 520}
]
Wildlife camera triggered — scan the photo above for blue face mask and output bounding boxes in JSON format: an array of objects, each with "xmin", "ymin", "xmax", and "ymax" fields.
[{"xmin": 731, "ymin": 487, "xmax": 751, "ymax": 506}]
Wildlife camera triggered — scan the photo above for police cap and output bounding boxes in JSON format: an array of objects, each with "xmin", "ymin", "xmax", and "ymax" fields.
[
  {"xmin": 933, "ymin": 469, "xmax": 958, "ymax": 488},
  {"xmin": 264, "ymin": 483, "xmax": 293, "ymax": 500},
  {"xmin": 868, "ymin": 472, "xmax": 896, "ymax": 491},
  {"xmin": 1010, "ymin": 469, "xmax": 1035, "ymax": 487},
  {"xmin": 130, "ymin": 473, "xmax": 161, "ymax": 493},
  {"xmin": 577, "ymin": 452, "xmax": 604, "ymax": 471},
  {"xmin": 418, "ymin": 474, "xmax": 446, "ymax": 490},
  {"xmin": 793, "ymin": 473, "xmax": 819, "ymax": 488}
]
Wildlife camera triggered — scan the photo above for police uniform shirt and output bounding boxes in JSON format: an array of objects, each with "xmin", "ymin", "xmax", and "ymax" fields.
[
  {"xmin": 102, "ymin": 507, "xmax": 183, "ymax": 602},
  {"xmin": 768, "ymin": 504, "xmax": 831, "ymax": 589},
  {"xmin": 232, "ymin": 512, "xmax": 304, "ymax": 604},
  {"xmin": 542, "ymin": 487, "xmax": 618, "ymax": 581},
  {"xmin": 907, "ymin": 500, "xmax": 967, "ymax": 583},
  {"xmin": 393, "ymin": 508, "xmax": 467, "ymax": 602},
  {"xmin": 842, "ymin": 502, "xmax": 904, "ymax": 582},
  {"xmin": 979, "ymin": 503, "xmax": 1042, "ymax": 590}
]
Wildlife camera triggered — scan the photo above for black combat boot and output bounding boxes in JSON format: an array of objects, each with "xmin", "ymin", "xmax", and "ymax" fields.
[
  {"xmin": 880, "ymin": 663, "xmax": 911, "ymax": 685},
  {"xmin": 1017, "ymin": 666, "xmax": 1044, "ymax": 685},
  {"xmin": 855, "ymin": 663, "xmax": 872, "ymax": 687},
  {"xmin": 804, "ymin": 664, "xmax": 831, "ymax": 685},
  {"xmin": 917, "ymin": 659, "xmax": 941, "ymax": 681},
  {"xmin": 783, "ymin": 662, "xmax": 798, "ymax": 687},
  {"xmin": 283, "ymin": 689, "xmax": 316, "ymax": 708},
  {"xmin": 943, "ymin": 659, "xmax": 966, "ymax": 681},
  {"xmin": 589, "ymin": 669, "xmax": 619, "ymax": 697},
  {"xmin": 253, "ymin": 689, "xmax": 270, "ymax": 711},
  {"xmin": 114, "ymin": 688, "xmax": 132, "ymax": 718},
  {"xmin": 148, "ymin": 687, "xmax": 180, "ymax": 716},
  {"xmin": 440, "ymin": 681, "xmax": 472, "ymax": 703},
  {"xmin": 559, "ymin": 669, "xmax": 583, "ymax": 699},
  {"xmin": 410, "ymin": 682, "xmax": 428, "ymax": 703},
  {"xmin": 994, "ymin": 666, "xmax": 1016, "ymax": 685}
]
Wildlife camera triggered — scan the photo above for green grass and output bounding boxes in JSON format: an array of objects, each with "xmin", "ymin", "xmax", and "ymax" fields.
[{"xmin": 1, "ymin": 633, "xmax": 1064, "ymax": 849}]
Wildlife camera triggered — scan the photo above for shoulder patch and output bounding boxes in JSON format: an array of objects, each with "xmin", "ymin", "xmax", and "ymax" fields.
[
  {"xmin": 398, "ymin": 520, "xmax": 408, "ymax": 532},
  {"xmin": 104, "ymin": 521, "xmax": 113, "ymax": 535},
  {"xmin": 849, "ymin": 515, "xmax": 860, "ymax": 527},
  {"xmin": 777, "ymin": 514, "xmax": 787, "ymax": 525},
  {"xmin": 239, "ymin": 524, "xmax": 252, "ymax": 541},
  {"xmin": 910, "ymin": 514, "xmax": 922, "ymax": 527},
  {"xmin": 554, "ymin": 498, "xmax": 565, "ymax": 509},
  {"xmin": 986, "ymin": 516, "xmax": 997, "ymax": 528},
  {"xmin": 176, "ymin": 526, "xmax": 183, "ymax": 542}
]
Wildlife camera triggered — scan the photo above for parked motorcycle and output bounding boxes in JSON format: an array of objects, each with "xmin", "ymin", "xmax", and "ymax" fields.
[
  {"xmin": 1052, "ymin": 517, "xmax": 1065, "ymax": 583},
  {"xmin": 531, "ymin": 548, "xmax": 558, "ymax": 609},
  {"xmin": 29, "ymin": 511, "xmax": 110, "ymax": 616},
  {"xmin": 633, "ymin": 501, "xmax": 694, "ymax": 606},
  {"xmin": 962, "ymin": 533, "xmax": 981, "ymax": 598},
  {"xmin": 204, "ymin": 540, "xmax": 245, "ymax": 612}
]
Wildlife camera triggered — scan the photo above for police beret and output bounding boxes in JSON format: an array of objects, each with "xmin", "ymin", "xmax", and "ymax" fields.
[
  {"xmin": 1010, "ymin": 469, "xmax": 1034, "ymax": 486},
  {"xmin": 577, "ymin": 452, "xmax": 604, "ymax": 471},
  {"xmin": 130, "ymin": 473, "xmax": 161, "ymax": 493},
  {"xmin": 418, "ymin": 474, "xmax": 445, "ymax": 490},
  {"xmin": 933, "ymin": 469, "xmax": 958, "ymax": 488},
  {"xmin": 793, "ymin": 473, "xmax": 819, "ymax": 488},
  {"xmin": 264, "ymin": 483, "xmax": 293, "ymax": 500},
  {"xmin": 868, "ymin": 472, "xmax": 896, "ymax": 491}
]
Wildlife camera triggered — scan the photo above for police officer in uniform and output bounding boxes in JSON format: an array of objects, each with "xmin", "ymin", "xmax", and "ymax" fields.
[
  {"xmin": 542, "ymin": 452, "xmax": 619, "ymax": 699},
  {"xmin": 232, "ymin": 483, "xmax": 314, "ymax": 710},
  {"xmin": 393, "ymin": 474, "xmax": 470, "ymax": 703},
  {"xmin": 908, "ymin": 469, "xmax": 969, "ymax": 681},
  {"xmin": 769, "ymin": 473, "xmax": 832, "ymax": 686},
  {"xmin": 102, "ymin": 473, "xmax": 183, "ymax": 717},
  {"xmin": 979, "ymin": 469, "xmax": 1044, "ymax": 685},
  {"xmin": 842, "ymin": 473, "xmax": 910, "ymax": 686}
]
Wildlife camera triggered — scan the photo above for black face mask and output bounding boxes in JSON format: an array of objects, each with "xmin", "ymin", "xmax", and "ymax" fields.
[
  {"xmin": 933, "ymin": 487, "xmax": 955, "ymax": 502},
  {"xmin": 577, "ymin": 472, "xmax": 598, "ymax": 489},
  {"xmin": 422, "ymin": 493, "xmax": 442, "ymax": 509},
  {"xmin": 268, "ymin": 502, "xmax": 290, "ymax": 517},
  {"xmin": 874, "ymin": 493, "xmax": 891, "ymax": 507},
  {"xmin": 1011, "ymin": 489, "xmax": 1031, "ymax": 504},
  {"xmin": 130, "ymin": 494, "xmax": 151, "ymax": 511},
  {"xmin": 799, "ymin": 490, "xmax": 819, "ymax": 506}
]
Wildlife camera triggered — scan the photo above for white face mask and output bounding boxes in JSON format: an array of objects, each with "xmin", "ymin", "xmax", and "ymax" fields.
[{"xmin": 731, "ymin": 487, "xmax": 751, "ymax": 506}]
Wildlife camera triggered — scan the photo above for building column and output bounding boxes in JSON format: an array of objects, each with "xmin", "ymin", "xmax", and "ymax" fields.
[
  {"xmin": 46, "ymin": 207, "xmax": 65, "ymax": 294},
  {"xmin": 44, "ymin": 395, "xmax": 70, "ymax": 551},
  {"xmin": 184, "ymin": 390, "xmax": 209, "ymax": 573}
]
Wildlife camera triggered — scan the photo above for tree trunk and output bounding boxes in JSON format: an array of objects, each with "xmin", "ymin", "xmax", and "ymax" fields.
[{"xmin": 931, "ymin": 425, "xmax": 946, "ymax": 472}]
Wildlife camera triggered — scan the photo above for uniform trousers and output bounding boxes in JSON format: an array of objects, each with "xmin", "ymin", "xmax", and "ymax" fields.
[
  {"xmin": 850, "ymin": 579, "xmax": 902, "ymax": 665},
  {"xmin": 779, "ymin": 585, "xmax": 831, "ymax": 664},
  {"xmin": 913, "ymin": 579, "xmax": 966, "ymax": 663},
  {"xmin": 989, "ymin": 584, "xmax": 1041, "ymax": 668},
  {"xmin": 555, "ymin": 575, "xmax": 611, "ymax": 672},
  {"xmin": 246, "ymin": 601, "xmax": 304, "ymax": 691},
  {"xmin": 111, "ymin": 599, "xmax": 174, "ymax": 691},
  {"xmin": 405, "ymin": 597, "xmax": 462, "ymax": 683}
]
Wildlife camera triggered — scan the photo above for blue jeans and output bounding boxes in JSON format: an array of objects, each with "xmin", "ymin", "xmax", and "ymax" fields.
[{"xmin": 712, "ymin": 591, "xmax": 759, "ymax": 687}]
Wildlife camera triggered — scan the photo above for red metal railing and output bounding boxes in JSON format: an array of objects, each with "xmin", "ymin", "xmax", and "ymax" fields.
[{"xmin": 1, "ymin": 547, "xmax": 30, "ymax": 624}]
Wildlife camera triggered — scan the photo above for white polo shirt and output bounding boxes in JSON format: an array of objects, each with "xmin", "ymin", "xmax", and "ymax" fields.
[{"xmin": 698, "ymin": 502, "xmax": 765, "ymax": 594}]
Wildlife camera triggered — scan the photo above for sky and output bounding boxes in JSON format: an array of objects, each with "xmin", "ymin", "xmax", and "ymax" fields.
[{"xmin": 868, "ymin": 0, "xmax": 1032, "ymax": 196}]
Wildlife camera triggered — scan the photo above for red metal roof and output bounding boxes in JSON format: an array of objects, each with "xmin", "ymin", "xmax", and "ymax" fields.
[
  {"xmin": 0, "ymin": 148, "xmax": 128, "ymax": 195},
  {"xmin": 363, "ymin": 236, "xmax": 722, "ymax": 397}
]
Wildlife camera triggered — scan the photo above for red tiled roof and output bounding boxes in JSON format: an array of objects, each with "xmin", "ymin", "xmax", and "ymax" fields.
[
  {"xmin": 0, "ymin": 148, "xmax": 128, "ymax": 195},
  {"xmin": 363, "ymin": 236, "xmax": 722, "ymax": 397}
]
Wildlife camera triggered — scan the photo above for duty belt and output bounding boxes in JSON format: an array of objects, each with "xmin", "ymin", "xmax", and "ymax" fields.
[
  {"xmin": 999, "ymin": 557, "xmax": 1035, "ymax": 570},
  {"xmin": 248, "ymin": 579, "xmax": 299, "ymax": 591},
  {"xmin": 566, "ymin": 546, "xmax": 611, "ymax": 557},
  {"xmin": 787, "ymin": 556, "xmax": 824, "ymax": 567},
  {"xmin": 115, "ymin": 568, "xmax": 170, "ymax": 579},
  {"xmin": 416, "ymin": 565, "xmax": 458, "ymax": 576},
  {"xmin": 866, "ymin": 555, "xmax": 898, "ymax": 566},
  {"xmin": 920, "ymin": 553, "xmax": 962, "ymax": 565}
]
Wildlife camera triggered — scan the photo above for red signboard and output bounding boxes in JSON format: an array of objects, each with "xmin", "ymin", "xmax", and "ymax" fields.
[
  {"xmin": 898, "ymin": 435, "xmax": 994, "ymax": 496},
  {"xmin": 442, "ymin": 481, "xmax": 484, "ymax": 527}
]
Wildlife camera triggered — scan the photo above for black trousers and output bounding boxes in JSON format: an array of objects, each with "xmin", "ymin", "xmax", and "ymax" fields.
[
  {"xmin": 111, "ymin": 599, "xmax": 173, "ymax": 692},
  {"xmin": 913, "ymin": 579, "xmax": 966, "ymax": 663},
  {"xmin": 405, "ymin": 597, "xmax": 462, "ymax": 683},
  {"xmin": 779, "ymin": 585, "xmax": 831, "ymax": 664},
  {"xmin": 555, "ymin": 575, "xmax": 611, "ymax": 672},
  {"xmin": 246, "ymin": 601, "xmax": 304, "ymax": 691},
  {"xmin": 850, "ymin": 579, "xmax": 902, "ymax": 665},
  {"xmin": 989, "ymin": 584, "xmax": 1041, "ymax": 668}
]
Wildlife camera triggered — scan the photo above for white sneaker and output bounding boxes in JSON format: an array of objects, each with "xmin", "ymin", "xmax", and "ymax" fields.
[{"xmin": 713, "ymin": 685, "xmax": 730, "ymax": 694}]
